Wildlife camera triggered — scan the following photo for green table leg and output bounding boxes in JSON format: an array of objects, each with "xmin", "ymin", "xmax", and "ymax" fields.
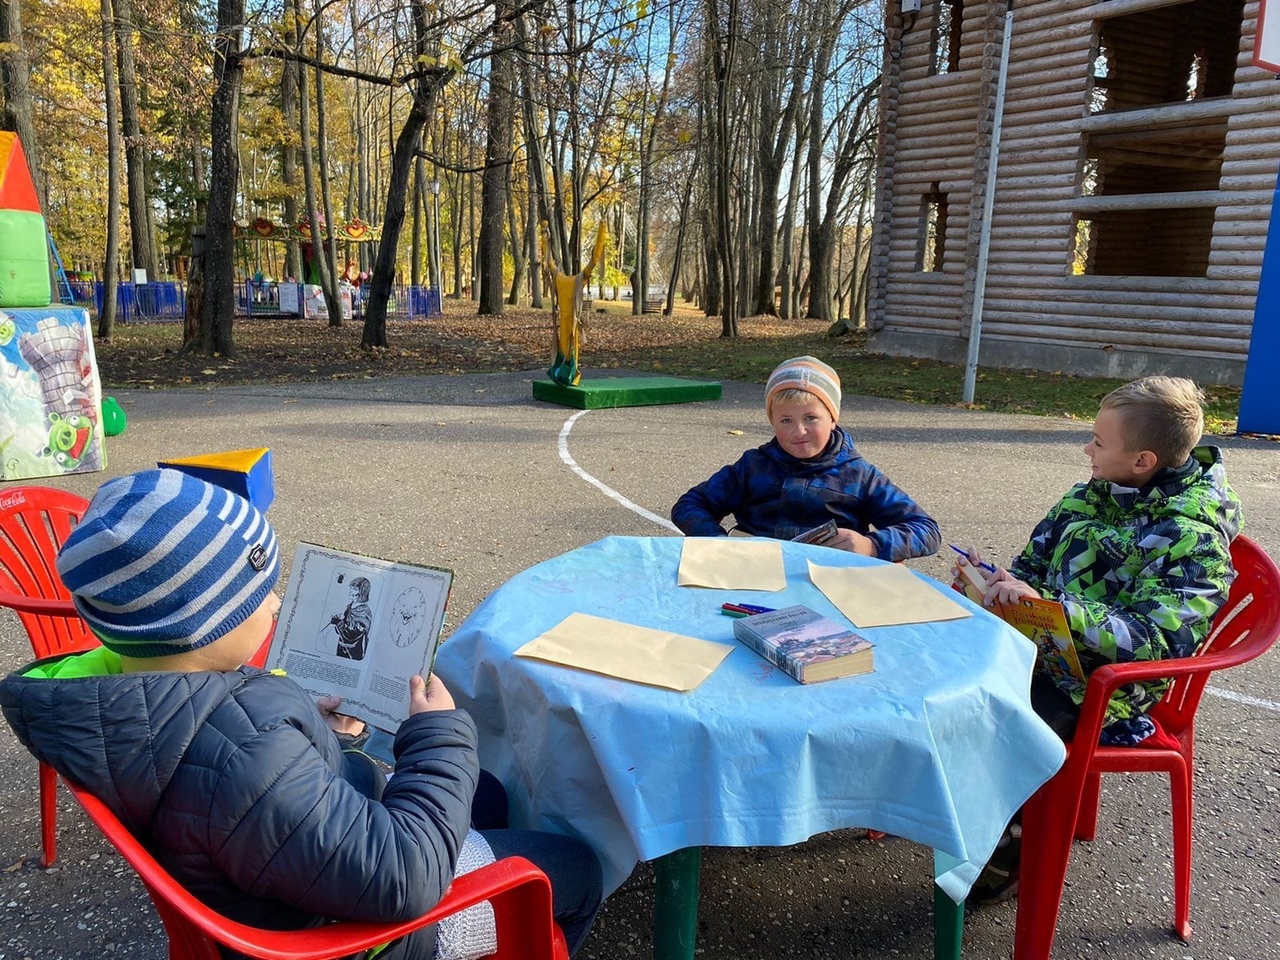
[
  {"xmin": 933, "ymin": 880, "xmax": 964, "ymax": 960},
  {"xmin": 653, "ymin": 847, "xmax": 702, "ymax": 960}
]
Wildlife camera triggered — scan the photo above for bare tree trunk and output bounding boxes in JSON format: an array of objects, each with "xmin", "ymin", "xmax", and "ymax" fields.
[
  {"xmin": 350, "ymin": 1, "xmax": 372, "ymax": 275},
  {"xmin": 280, "ymin": 49, "xmax": 302, "ymax": 281},
  {"xmin": 0, "ymin": 0, "xmax": 45, "ymax": 206},
  {"xmin": 362, "ymin": 0, "xmax": 450, "ymax": 348},
  {"xmin": 112, "ymin": 0, "xmax": 158, "ymax": 278},
  {"xmin": 411, "ymin": 156, "xmax": 425, "ymax": 287},
  {"xmin": 478, "ymin": 0, "xmax": 514, "ymax": 316},
  {"xmin": 506, "ymin": 179, "xmax": 525, "ymax": 305},
  {"xmin": 312, "ymin": 0, "xmax": 344, "ymax": 327},
  {"xmin": 706, "ymin": 0, "xmax": 739, "ymax": 337},
  {"xmin": 526, "ymin": 163, "xmax": 542, "ymax": 308},
  {"xmin": 779, "ymin": 104, "xmax": 807, "ymax": 319},
  {"xmin": 665, "ymin": 154, "xmax": 700, "ymax": 314},
  {"xmin": 98, "ymin": 0, "xmax": 121, "ymax": 339},
  {"xmin": 192, "ymin": 0, "xmax": 244, "ymax": 356}
]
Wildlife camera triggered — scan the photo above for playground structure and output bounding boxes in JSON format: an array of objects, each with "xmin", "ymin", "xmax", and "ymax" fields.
[{"xmin": 229, "ymin": 215, "xmax": 441, "ymax": 320}]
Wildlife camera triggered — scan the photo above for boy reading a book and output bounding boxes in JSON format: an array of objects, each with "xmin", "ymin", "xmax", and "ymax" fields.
[
  {"xmin": 955, "ymin": 376, "xmax": 1242, "ymax": 902},
  {"xmin": 0, "ymin": 469, "xmax": 602, "ymax": 958},
  {"xmin": 672, "ymin": 355, "xmax": 941, "ymax": 561}
]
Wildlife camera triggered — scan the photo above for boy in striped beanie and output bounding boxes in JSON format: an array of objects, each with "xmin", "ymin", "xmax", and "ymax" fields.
[
  {"xmin": 0, "ymin": 469, "xmax": 602, "ymax": 958},
  {"xmin": 672, "ymin": 355, "xmax": 940, "ymax": 561},
  {"xmin": 56, "ymin": 468, "xmax": 281, "ymax": 664}
]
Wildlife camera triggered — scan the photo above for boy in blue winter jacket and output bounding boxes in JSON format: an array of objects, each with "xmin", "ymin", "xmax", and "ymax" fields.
[
  {"xmin": 672, "ymin": 356, "xmax": 941, "ymax": 562},
  {"xmin": 0, "ymin": 469, "xmax": 601, "ymax": 959}
]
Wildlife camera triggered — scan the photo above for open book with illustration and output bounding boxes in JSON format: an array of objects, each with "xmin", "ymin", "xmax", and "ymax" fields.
[
  {"xmin": 265, "ymin": 542, "xmax": 454, "ymax": 760},
  {"xmin": 953, "ymin": 563, "xmax": 1085, "ymax": 684}
]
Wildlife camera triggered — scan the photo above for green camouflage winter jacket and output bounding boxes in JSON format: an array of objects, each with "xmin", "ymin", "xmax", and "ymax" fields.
[{"xmin": 1009, "ymin": 445, "xmax": 1242, "ymax": 725}]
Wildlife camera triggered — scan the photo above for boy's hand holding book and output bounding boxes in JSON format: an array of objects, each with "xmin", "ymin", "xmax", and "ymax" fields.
[
  {"xmin": 412, "ymin": 674, "xmax": 455, "ymax": 714},
  {"xmin": 950, "ymin": 546, "xmax": 1037, "ymax": 607},
  {"xmin": 950, "ymin": 545, "xmax": 1085, "ymax": 683}
]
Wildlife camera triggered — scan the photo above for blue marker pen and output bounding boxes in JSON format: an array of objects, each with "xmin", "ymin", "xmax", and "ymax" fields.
[{"xmin": 949, "ymin": 544, "xmax": 997, "ymax": 574}]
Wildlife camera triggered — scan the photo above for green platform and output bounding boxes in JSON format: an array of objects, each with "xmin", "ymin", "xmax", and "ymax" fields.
[{"xmin": 533, "ymin": 376, "xmax": 721, "ymax": 409}]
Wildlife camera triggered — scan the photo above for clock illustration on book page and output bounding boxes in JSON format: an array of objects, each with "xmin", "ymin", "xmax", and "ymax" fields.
[{"xmin": 390, "ymin": 586, "xmax": 429, "ymax": 648}]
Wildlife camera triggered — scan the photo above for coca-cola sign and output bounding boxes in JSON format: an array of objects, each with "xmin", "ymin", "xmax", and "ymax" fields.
[{"xmin": 0, "ymin": 490, "xmax": 28, "ymax": 511}]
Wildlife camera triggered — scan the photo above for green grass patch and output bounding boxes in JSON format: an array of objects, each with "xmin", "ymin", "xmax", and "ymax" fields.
[{"xmin": 624, "ymin": 334, "xmax": 1242, "ymax": 435}]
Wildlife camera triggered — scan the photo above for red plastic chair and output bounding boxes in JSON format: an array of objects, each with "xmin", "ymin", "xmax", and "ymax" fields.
[
  {"xmin": 65, "ymin": 777, "xmax": 569, "ymax": 960},
  {"xmin": 0, "ymin": 486, "xmax": 96, "ymax": 866},
  {"xmin": 1014, "ymin": 534, "xmax": 1280, "ymax": 958},
  {"xmin": 1, "ymin": 486, "xmax": 280, "ymax": 865}
]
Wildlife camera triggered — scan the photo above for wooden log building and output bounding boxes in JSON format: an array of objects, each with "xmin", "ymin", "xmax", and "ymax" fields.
[{"xmin": 869, "ymin": 0, "xmax": 1279, "ymax": 386}]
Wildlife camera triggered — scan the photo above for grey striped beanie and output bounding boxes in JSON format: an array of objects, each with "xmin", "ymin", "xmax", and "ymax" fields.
[{"xmin": 57, "ymin": 469, "xmax": 280, "ymax": 658}]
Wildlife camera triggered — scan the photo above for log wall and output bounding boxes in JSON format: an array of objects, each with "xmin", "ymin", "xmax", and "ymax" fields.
[{"xmin": 868, "ymin": 0, "xmax": 1279, "ymax": 385}]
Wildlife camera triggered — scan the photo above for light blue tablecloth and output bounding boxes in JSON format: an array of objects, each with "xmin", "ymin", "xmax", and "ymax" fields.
[{"xmin": 434, "ymin": 536, "xmax": 1065, "ymax": 901}]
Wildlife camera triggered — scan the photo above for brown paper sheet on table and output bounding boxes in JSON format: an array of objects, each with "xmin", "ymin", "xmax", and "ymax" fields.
[
  {"xmin": 676, "ymin": 538, "xmax": 786, "ymax": 591},
  {"xmin": 808, "ymin": 560, "xmax": 972, "ymax": 628},
  {"xmin": 514, "ymin": 612, "xmax": 733, "ymax": 691}
]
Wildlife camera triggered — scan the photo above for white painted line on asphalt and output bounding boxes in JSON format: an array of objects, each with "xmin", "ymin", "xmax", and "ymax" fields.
[
  {"xmin": 559, "ymin": 410, "xmax": 680, "ymax": 532},
  {"xmin": 1205, "ymin": 686, "xmax": 1280, "ymax": 713}
]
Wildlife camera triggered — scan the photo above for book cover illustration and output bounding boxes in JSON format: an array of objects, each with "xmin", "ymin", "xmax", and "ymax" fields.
[
  {"xmin": 266, "ymin": 542, "xmax": 453, "ymax": 734},
  {"xmin": 733, "ymin": 604, "xmax": 874, "ymax": 684},
  {"xmin": 952, "ymin": 567, "xmax": 1084, "ymax": 683},
  {"xmin": 999, "ymin": 594, "xmax": 1085, "ymax": 684}
]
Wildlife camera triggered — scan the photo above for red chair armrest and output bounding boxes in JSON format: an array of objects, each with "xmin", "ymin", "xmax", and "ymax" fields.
[
  {"xmin": 1071, "ymin": 641, "xmax": 1263, "ymax": 751},
  {"xmin": 0, "ymin": 585, "xmax": 77, "ymax": 616},
  {"xmin": 235, "ymin": 857, "xmax": 556, "ymax": 960}
]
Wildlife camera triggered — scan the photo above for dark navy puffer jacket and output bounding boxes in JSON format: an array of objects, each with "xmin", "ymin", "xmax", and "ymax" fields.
[
  {"xmin": 0, "ymin": 656, "xmax": 478, "ymax": 953},
  {"xmin": 671, "ymin": 426, "xmax": 941, "ymax": 562}
]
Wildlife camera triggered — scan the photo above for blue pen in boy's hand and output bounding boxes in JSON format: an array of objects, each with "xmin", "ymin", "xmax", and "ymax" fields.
[{"xmin": 949, "ymin": 544, "xmax": 997, "ymax": 573}]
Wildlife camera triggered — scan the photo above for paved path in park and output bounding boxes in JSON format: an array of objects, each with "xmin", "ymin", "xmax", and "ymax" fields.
[{"xmin": 2, "ymin": 370, "xmax": 1278, "ymax": 960}]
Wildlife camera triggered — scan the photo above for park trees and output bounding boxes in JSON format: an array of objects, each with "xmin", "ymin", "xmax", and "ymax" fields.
[{"xmin": 2, "ymin": 0, "xmax": 888, "ymax": 355}]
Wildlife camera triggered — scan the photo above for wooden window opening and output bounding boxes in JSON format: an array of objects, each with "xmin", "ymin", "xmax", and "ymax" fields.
[
  {"xmin": 919, "ymin": 186, "xmax": 948, "ymax": 272},
  {"xmin": 931, "ymin": 0, "xmax": 964, "ymax": 75},
  {"xmin": 1074, "ymin": 0, "xmax": 1243, "ymax": 278}
]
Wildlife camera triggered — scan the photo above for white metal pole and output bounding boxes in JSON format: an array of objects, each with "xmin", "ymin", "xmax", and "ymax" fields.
[
  {"xmin": 962, "ymin": 1, "xmax": 1015, "ymax": 405},
  {"xmin": 430, "ymin": 182, "xmax": 443, "ymax": 310}
]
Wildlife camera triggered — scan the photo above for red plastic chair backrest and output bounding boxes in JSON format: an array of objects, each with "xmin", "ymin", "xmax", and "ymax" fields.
[
  {"xmin": 0, "ymin": 486, "xmax": 97, "ymax": 658},
  {"xmin": 1148, "ymin": 535, "xmax": 1280, "ymax": 739}
]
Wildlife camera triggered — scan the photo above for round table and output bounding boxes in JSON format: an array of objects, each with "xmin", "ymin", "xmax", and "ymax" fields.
[{"xmin": 435, "ymin": 535, "xmax": 1065, "ymax": 958}]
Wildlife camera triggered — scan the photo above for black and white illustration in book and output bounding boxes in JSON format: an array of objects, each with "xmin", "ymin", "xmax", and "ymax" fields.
[{"xmin": 267, "ymin": 542, "xmax": 454, "ymax": 733}]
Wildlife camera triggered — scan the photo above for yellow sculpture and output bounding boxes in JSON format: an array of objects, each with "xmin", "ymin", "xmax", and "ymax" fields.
[{"xmin": 542, "ymin": 221, "xmax": 608, "ymax": 386}]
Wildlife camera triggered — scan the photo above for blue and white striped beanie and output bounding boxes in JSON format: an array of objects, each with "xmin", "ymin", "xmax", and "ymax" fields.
[{"xmin": 56, "ymin": 469, "xmax": 280, "ymax": 658}]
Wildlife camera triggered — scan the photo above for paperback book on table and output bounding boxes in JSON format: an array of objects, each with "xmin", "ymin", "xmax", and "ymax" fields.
[{"xmin": 732, "ymin": 605, "xmax": 874, "ymax": 684}]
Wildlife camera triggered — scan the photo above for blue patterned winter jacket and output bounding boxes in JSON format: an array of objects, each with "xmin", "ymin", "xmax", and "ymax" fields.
[{"xmin": 671, "ymin": 426, "xmax": 941, "ymax": 562}]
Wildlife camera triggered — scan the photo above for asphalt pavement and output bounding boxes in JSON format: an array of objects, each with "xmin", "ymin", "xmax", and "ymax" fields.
[{"xmin": 1, "ymin": 369, "xmax": 1277, "ymax": 960}]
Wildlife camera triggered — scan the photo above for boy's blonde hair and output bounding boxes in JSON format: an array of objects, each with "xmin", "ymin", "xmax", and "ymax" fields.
[{"xmin": 1099, "ymin": 376, "xmax": 1204, "ymax": 468}]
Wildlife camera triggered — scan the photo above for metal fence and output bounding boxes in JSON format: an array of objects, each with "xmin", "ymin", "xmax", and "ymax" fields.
[{"xmin": 76, "ymin": 281, "xmax": 443, "ymax": 322}]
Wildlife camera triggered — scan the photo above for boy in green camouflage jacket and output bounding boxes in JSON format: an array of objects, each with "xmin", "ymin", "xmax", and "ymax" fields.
[
  {"xmin": 961, "ymin": 375, "xmax": 1242, "ymax": 745},
  {"xmin": 958, "ymin": 376, "xmax": 1242, "ymax": 903}
]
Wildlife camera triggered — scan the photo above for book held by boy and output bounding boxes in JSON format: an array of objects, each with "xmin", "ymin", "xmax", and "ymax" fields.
[
  {"xmin": 265, "ymin": 542, "xmax": 454, "ymax": 738},
  {"xmin": 952, "ymin": 565, "xmax": 1085, "ymax": 683},
  {"xmin": 733, "ymin": 604, "xmax": 874, "ymax": 684}
]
